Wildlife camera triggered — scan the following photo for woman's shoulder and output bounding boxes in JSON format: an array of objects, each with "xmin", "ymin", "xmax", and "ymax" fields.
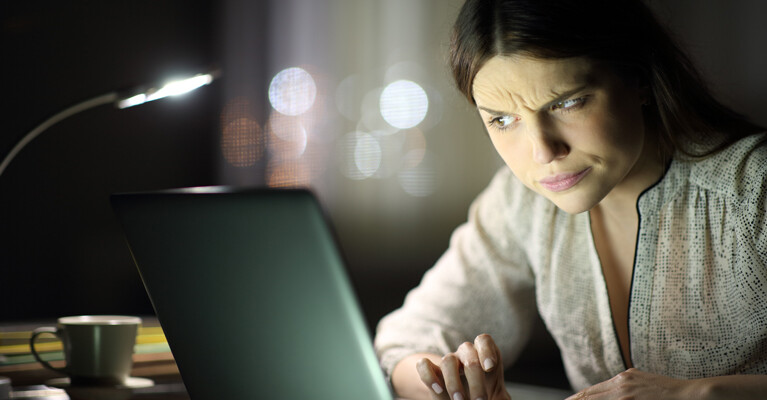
[{"xmin": 687, "ymin": 132, "xmax": 767, "ymax": 200}]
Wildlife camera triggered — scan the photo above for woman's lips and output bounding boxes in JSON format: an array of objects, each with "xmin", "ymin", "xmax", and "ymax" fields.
[{"xmin": 538, "ymin": 167, "xmax": 592, "ymax": 192}]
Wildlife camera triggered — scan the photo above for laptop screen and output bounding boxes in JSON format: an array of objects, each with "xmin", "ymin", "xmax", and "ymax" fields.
[{"xmin": 111, "ymin": 187, "xmax": 392, "ymax": 399}]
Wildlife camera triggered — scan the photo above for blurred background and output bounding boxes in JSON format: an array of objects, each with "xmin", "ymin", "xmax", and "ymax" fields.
[{"xmin": 2, "ymin": 0, "xmax": 766, "ymax": 389}]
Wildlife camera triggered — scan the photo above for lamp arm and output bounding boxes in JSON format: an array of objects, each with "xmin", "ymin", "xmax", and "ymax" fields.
[{"xmin": 0, "ymin": 92, "xmax": 119, "ymax": 179}]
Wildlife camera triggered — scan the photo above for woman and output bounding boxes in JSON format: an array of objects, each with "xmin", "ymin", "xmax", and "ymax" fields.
[{"xmin": 374, "ymin": 0, "xmax": 767, "ymax": 399}]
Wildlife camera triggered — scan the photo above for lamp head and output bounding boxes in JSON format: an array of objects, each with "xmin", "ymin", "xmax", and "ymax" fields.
[{"xmin": 116, "ymin": 70, "xmax": 220, "ymax": 109}]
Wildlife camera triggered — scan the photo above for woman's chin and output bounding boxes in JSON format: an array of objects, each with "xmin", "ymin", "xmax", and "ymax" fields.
[{"xmin": 546, "ymin": 194, "xmax": 598, "ymax": 215}]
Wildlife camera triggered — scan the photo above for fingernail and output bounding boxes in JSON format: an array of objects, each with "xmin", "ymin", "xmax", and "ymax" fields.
[
  {"xmin": 483, "ymin": 358, "xmax": 495, "ymax": 370},
  {"xmin": 453, "ymin": 393, "xmax": 464, "ymax": 400},
  {"xmin": 431, "ymin": 383, "xmax": 443, "ymax": 394}
]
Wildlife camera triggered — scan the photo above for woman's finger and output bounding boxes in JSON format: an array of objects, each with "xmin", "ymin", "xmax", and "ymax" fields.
[
  {"xmin": 474, "ymin": 334, "xmax": 499, "ymax": 373},
  {"xmin": 440, "ymin": 353, "xmax": 467, "ymax": 400},
  {"xmin": 474, "ymin": 334, "xmax": 511, "ymax": 399},
  {"xmin": 456, "ymin": 341, "xmax": 488, "ymax": 400},
  {"xmin": 417, "ymin": 357, "xmax": 450, "ymax": 400}
]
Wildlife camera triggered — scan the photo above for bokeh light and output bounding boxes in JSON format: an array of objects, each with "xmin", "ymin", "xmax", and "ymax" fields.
[
  {"xmin": 354, "ymin": 133, "xmax": 382, "ymax": 177},
  {"xmin": 267, "ymin": 158, "xmax": 311, "ymax": 188},
  {"xmin": 221, "ymin": 117, "xmax": 263, "ymax": 167},
  {"xmin": 380, "ymin": 80, "xmax": 428, "ymax": 129},
  {"xmin": 335, "ymin": 73, "xmax": 363, "ymax": 122},
  {"xmin": 266, "ymin": 111, "xmax": 308, "ymax": 160},
  {"xmin": 360, "ymin": 87, "xmax": 398, "ymax": 135},
  {"xmin": 281, "ymin": 68, "xmax": 336, "ymax": 145},
  {"xmin": 220, "ymin": 96, "xmax": 264, "ymax": 167},
  {"xmin": 268, "ymin": 67, "xmax": 317, "ymax": 116},
  {"xmin": 398, "ymin": 151, "xmax": 439, "ymax": 197},
  {"xmin": 339, "ymin": 131, "xmax": 382, "ymax": 180},
  {"xmin": 401, "ymin": 128, "xmax": 427, "ymax": 169},
  {"xmin": 371, "ymin": 131, "xmax": 406, "ymax": 179}
]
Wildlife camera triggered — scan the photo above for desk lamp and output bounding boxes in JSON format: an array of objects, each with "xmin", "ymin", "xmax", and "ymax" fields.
[{"xmin": 0, "ymin": 71, "xmax": 220, "ymax": 178}]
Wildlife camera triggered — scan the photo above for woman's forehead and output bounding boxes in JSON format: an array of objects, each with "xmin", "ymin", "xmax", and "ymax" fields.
[{"xmin": 472, "ymin": 55, "xmax": 600, "ymax": 110}]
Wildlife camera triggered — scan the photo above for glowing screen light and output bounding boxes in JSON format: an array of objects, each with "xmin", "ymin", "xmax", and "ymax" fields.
[
  {"xmin": 268, "ymin": 67, "xmax": 317, "ymax": 116},
  {"xmin": 379, "ymin": 80, "xmax": 428, "ymax": 129}
]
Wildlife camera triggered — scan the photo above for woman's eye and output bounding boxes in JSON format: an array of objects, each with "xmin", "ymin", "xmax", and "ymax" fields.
[
  {"xmin": 551, "ymin": 97, "xmax": 585, "ymax": 112},
  {"xmin": 489, "ymin": 115, "xmax": 516, "ymax": 130}
]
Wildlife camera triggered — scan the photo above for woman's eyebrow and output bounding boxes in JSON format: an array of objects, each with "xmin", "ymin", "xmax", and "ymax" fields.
[
  {"xmin": 477, "ymin": 105, "xmax": 507, "ymax": 116},
  {"xmin": 476, "ymin": 84, "xmax": 589, "ymax": 116},
  {"xmin": 540, "ymin": 84, "xmax": 589, "ymax": 110}
]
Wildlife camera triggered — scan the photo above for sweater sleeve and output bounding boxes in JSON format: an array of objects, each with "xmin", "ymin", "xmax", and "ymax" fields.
[{"xmin": 373, "ymin": 168, "xmax": 539, "ymax": 379}]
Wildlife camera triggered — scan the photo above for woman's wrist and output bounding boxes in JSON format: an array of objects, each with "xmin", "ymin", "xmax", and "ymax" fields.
[{"xmin": 687, "ymin": 374, "xmax": 767, "ymax": 400}]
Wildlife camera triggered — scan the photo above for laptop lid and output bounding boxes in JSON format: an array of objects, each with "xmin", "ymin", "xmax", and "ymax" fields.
[{"xmin": 111, "ymin": 187, "xmax": 392, "ymax": 400}]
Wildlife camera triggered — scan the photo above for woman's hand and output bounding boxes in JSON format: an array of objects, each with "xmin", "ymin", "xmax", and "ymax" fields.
[
  {"xmin": 567, "ymin": 369, "xmax": 767, "ymax": 400},
  {"xmin": 567, "ymin": 368, "xmax": 690, "ymax": 400},
  {"xmin": 565, "ymin": 368, "xmax": 694, "ymax": 400},
  {"xmin": 416, "ymin": 334, "xmax": 511, "ymax": 400}
]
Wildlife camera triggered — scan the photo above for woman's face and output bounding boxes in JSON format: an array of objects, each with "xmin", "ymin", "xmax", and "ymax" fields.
[{"xmin": 472, "ymin": 55, "xmax": 656, "ymax": 214}]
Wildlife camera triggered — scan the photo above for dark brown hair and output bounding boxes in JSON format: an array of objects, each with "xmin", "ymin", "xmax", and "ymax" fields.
[{"xmin": 450, "ymin": 0, "xmax": 764, "ymax": 159}]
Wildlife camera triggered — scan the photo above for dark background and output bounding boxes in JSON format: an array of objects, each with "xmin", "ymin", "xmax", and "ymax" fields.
[
  {"xmin": 2, "ymin": 0, "xmax": 766, "ymax": 390},
  {"xmin": 2, "ymin": 1, "xmax": 220, "ymax": 318}
]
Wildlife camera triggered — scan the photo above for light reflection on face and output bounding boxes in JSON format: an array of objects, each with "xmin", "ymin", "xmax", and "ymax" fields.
[{"xmin": 472, "ymin": 55, "xmax": 657, "ymax": 214}]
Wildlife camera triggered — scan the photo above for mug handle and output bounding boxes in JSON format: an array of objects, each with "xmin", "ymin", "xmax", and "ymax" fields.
[{"xmin": 30, "ymin": 327, "xmax": 67, "ymax": 373}]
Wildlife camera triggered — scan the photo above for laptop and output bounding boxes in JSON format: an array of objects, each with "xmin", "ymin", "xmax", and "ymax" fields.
[{"xmin": 111, "ymin": 187, "xmax": 393, "ymax": 399}]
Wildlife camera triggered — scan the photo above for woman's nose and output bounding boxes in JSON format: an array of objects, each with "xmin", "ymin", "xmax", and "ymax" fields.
[{"xmin": 528, "ymin": 119, "xmax": 569, "ymax": 164}]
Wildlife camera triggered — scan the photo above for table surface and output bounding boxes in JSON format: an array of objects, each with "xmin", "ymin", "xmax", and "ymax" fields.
[
  {"xmin": 2, "ymin": 319, "xmax": 573, "ymax": 399},
  {"xmin": 7, "ymin": 382, "xmax": 572, "ymax": 400},
  {"xmin": 505, "ymin": 382, "xmax": 573, "ymax": 400}
]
